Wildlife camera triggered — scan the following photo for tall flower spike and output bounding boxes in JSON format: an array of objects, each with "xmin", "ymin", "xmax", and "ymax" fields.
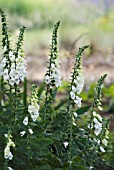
[
  {"xmin": 70, "ymin": 45, "xmax": 89, "ymax": 108},
  {"xmin": 99, "ymin": 118, "xmax": 110, "ymax": 153},
  {"xmin": 94, "ymin": 74, "xmax": 107, "ymax": 110},
  {"xmin": 28, "ymin": 85, "xmax": 40, "ymax": 122},
  {"xmin": 44, "ymin": 21, "xmax": 62, "ymax": 88},
  {"xmin": 0, "ymin": 8, "xmax": 11, "ymax": 81},
  {"xmin": 0, "ymin": 8, "xmax": 10, "ymax": 51},
  {"xmin": 4, "ymin": 132, "xmax": 15, "ymax": 160},
  {"xmin": 67, "ymin": 45, "xmax": 89, "ymax": 162},
  {"xmin": 0, "ymin": 25, "xmax": 26, "ymax": 85},
  {"xmin": 88, "ymin": 74, "xmax": 109, "ymax": 153}
]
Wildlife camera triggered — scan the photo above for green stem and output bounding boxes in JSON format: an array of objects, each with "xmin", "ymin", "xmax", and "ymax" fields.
[
  {"xmin": 0, "ymin": 78, "xmax": 3, "ymax": 110},
  {"xmin": 23, "ymin": 77, "xmax": 27, "ymax": 113}
]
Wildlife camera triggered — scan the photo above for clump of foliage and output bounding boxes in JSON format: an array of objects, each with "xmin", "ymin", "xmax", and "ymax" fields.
[{"xmin": 0, "ymin": 9, "xmax": 113, "ymax": 170}]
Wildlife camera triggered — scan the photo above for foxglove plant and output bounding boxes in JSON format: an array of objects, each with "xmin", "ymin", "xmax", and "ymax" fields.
[
  {"xmin": 88, "ymin": 74, "xmax": 110, "ymax": 154},
  {"xmin": 20, "ymin": 85, "xmax": 40, "ymax": 137},
  {"xmin": 44, "ymin": 21, "xmax": 62, "ymax": 119},
  {"xmin": 4, "ymin": 132, "xmax": 15, "ymax": 161},
  {"xmin": 44, "ymin": 21, "xmax": 61, "ymax": 88},
  {"xmin": 28, "ymin": 85, "xmax": 40, "ymax": 122},
  {"xmin": 0, "ymin": 9, "xmax": 26, "ymax": 169},
  {"xmin": 66, "ymin": 45, "xmax": 89, "ymax": 162}
]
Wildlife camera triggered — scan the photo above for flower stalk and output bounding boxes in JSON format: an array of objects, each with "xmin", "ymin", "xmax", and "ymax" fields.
[
  {"xmin": 67, "ymin": 45, "xmax": 89, "ymax": 162},
  {"xmin": 44, "ymin": 21, "xmax": 61, "ymax": 118}
]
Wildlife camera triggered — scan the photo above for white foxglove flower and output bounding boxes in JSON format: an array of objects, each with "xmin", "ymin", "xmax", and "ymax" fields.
[
  {"xmin": 4, "ymin": 146, "xmax": 10, "ymax": 159},
  {"xmin": 8, "ymin": 166, "xmax": 13, "ymax": 170},
  {"xmin": 4, "ymin": 146, "xmax": 13, "ymax": 160},
  {"xmin": 98, "ymin": 106, "xmax": 103, "ymax": 111},
  {"xmin": 2, "ymin": 57, "xmax": 7, "ymax": 67},
  {"xmin": 100, "ymin": 146, "xmax": 105, "ymax": 153},
  {"xmin": 8, "ymin": 139, "xmax": 15, "ymax": 147},
  {"xmin": 94, "ymin": 127, "xmax": 102, "ymax": 136},
  {"xmin": 23, "ymin": 117, "xmax": 28, "ymax": 125},
  {"xmin": 105, "ymin": 135, "xmax": 109, "ymax": 139},
  {"xmin": 45, "ymin": 53, "xmax": 62, "ymax": 88},
  {"xmin": 75, "ymin": 73, "xmax": 84, "ymax": 95},
  {"xmin": 28, "ymin": 85, "xmax": 40, "ymax": 122},
  {"xmin": 1, "ymin": 50, "xmax": 26, "ymax": 85},
  {"xmin": 97, "ymin": 140, "xmax": 100, "ymax": 145},
  {"xmin": 70, "ymin": 91, "xmax": 75, "ymax": 100},
  {"xmin": 74, "ymin": 96, "xmax": 82, "ymax": 107},
  {"xmin": 4, "ymin": 134, "xmax": 8, "ymax": 138},
  {"xmin": 28, "ymin": 105, "xmax": 39, "ymax": 122},
  {"xmin": 88, "ymin": 123, "xmax": 93, "ymax": 129},
  {"xmin": 73, "ymin": 112, "xmax": 77, "ymax": 118},
  {"xmin": 9, "ymin": 51, "xmax": 13, "ymax": 57},
  {"xmin": 96, "ymin": 114, "xmax": 102, "ymax": 122},
  {"xmin": 8, "ymin": 151, "xmax": 13, "ymax": 160},
  {"xmin": 51, "ymin": 63, "xmax": 55, "ymax": 69},
  {"xmin": 93, "ymin": 118, "xmax": 99, "ymax": 124},
  {"xmin": 105, "ymin": 129, "xmax": 109, "ymax": 135},
  {"xmin": 3, "ymin": 68, "xmax": 9, "ymax": 80},
  {"xmin": 8, "ymin": 167, "xmax": 14, "ymax": 170},
  {"xmin": 4, "ymin": 133, "xmax": 15, "ymax": 161},
  {"xmin": 94, "ymin": 138, "xmax": 100, "ymax": 145},
  {"xmin": 102, "ymin": 138, "xmax": 108, "ymax": 146},
  {"xmin": 93, "ymin": 111, "xmax": 96, "ymax": 117},
  {"xmin": 72, "ymin": 85, "xmax": 76, "ymax": 92},
  {"xmin": 3, "ymin": 45, "xmax": 7, "ymax": 51},
  {"xmin": 63, "ymin": 142, "xmax": 68, "ymax": 148},
  {"xmin": 20, "ymin": 131, "xmax": 26, "ymax": 137},
  {"xmin": 45, "ymin": 75, "xmax": 50, "ymax": 84},
  {"xmin": 28, "ymin": 129, "xmax": 33, "ymax": 135}
]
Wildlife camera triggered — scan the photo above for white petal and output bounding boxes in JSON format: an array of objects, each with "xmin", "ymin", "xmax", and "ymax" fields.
[{"xmin": 23, "ymin": 117, "xmax": 28, "ymax": 126}]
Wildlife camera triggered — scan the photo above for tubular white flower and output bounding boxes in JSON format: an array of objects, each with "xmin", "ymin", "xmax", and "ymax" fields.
[
  {"xmin": 4, "ymin": 146, "xmax": 10, "ymax": 159},
  {"xmin": 4, "ymin": 133, "xmax": 15, "ymax": 160},
  {"xmin": 94, "ymin": 127, "xmax": 102, "ymax": 136},
  {"xmin": 28, "ymin": 129, "xmax": 33, "ymax": 135},
  {"xmin": 20, "ymin": 131, "xmax": 26, "ymax": 137},
  {"xmin": 63, "ymin": 142, "xmax": 69, "ymax": 148},
  {"xmin": 8, "ymin": 167, "xmax": 14, "ymax": 170},
  {"xmin": 100, "ymin": 146, "xmax": 105, "ymax": 153},
  {"xmin": 96, "ymin": 114, "xmax": 102, "ymax": 122},
  {"xmin": 45, "ymin": 75, "xmax": 50, "ymax": 84},
  {"xmin": 28, "ymin": 85, "xmax": 40, "ymax": 122},
  {"xmin": 102, "ymin": 138, "xmax": 108, "ymax": 146},
  {"xmin": 3, "ymin": 68, "xmax": 9, "ymax": 80},
  {"xmin": 1, "ymin": 50, "xmax": 26, "ymax": 85},
  {"xmin": 93, "ymin": 111, "xmax": 97, "ymax": 117},
  {"xmin": 23, "ymin": 117, "xmax": 28, "ymax": 126},
  {"xmin": 8, "ymin": 151, "xmax": 13, "ymax": 160},
  {"xmin": 70, "ymin": 91, "xmax": 75, "ymax": 100},
  {"xmin": 74, "ymin": 96, "xmax": 82, "ymax": 108},
  {"xmin": 45, "ymin": 58, "xmax": 62, "ymax": 88},
  {"xmin": 73, "ymin": 112, "xmax": 78, "ymax": 118},
  {"xmin": 72, "ymin": 85, "xmax": 76, "ymax": 92},
  {"xmin": 75, "ymin": 73, "xmax": 84, "ymax": 95}
]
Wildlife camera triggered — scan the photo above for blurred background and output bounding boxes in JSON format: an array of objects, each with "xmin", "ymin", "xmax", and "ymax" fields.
[{"xmin": 0, "ymin": 0, "xmax": 114, "ymax": 83}]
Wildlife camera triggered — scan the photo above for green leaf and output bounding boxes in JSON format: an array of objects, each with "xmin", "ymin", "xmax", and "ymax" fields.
[
  {"xmin": 38, "ymin": 82, "xmax": 45, "ymax": 98},
  {"xmin": 54, "ymin": 99, "xmax": 68, "ymax": 110},
  {"xmin": 76, "ymin": 106, "xmax": 91, "ymax": 115}
]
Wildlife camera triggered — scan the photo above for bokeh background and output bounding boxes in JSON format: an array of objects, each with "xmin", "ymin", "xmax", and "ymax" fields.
[{"xmin": 0, "ymin": 0, "xmax": 114, "ymax": 84}]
